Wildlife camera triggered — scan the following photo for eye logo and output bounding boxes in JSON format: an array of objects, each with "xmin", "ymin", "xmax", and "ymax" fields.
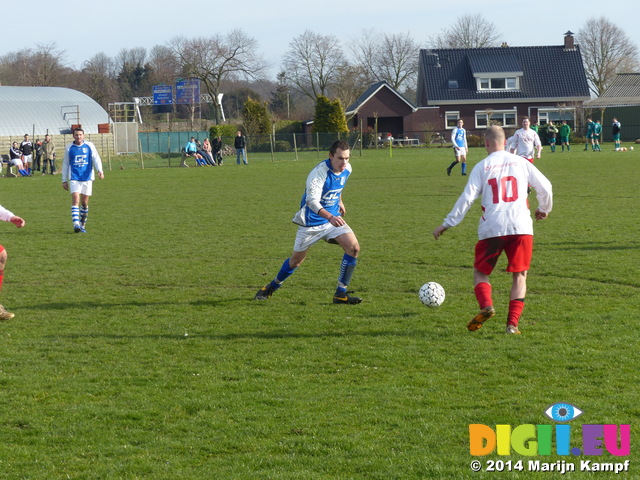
[{"xmin": 545, "ymin": 403, "xmax": 583, "ymax": 422}]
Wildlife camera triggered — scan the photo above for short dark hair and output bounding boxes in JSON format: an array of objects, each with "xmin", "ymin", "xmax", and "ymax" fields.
[
  {"xmin": 73, "ymin": 127, "xmax": 84, "ymax": 134},
  {"xmin": 329, "ymin": 139, "xmax": 350, "ymax": 155}
]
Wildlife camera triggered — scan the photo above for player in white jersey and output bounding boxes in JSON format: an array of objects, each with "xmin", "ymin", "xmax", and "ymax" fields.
[
  {"xmin": 0, "ymin": 204, "xmax": 26, "ymax": 320},
  {"xmin": 62, "ymin": 128, "xmax": 105, "ymax": 233},
  {"xmin": 509, "ymin": 117, "xmax": 542, "ymax": 162},
  {"xmin": 447, "ymin": 119, "xmax": 469, "ymax": 176},
  {"xmin": 255, "ymin": 140, "xmax": 362, "ymax": 304},
  {"xmin": 432, "ymin": 125, "xmax": 552, "ymax": 334}
]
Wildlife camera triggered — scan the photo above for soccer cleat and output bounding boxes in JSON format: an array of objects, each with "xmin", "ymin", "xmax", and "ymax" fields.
[
  {"xmin": 467, "ymin": 306, "xmax": 495, "ymax": 331},
  {"xmin": 446, "ymin": 166, "xmax": 452, "ymax": 176},
  {"xmin": 461, "ymin": 173, "xmax": 467, "ymax": 176},
  {"xmin": 254, "ymin": 282, "xmax": 277, "ymax": 300},
  {"xmin": 0, "ymin": 304, "xmax": 15, "ymax": 320},
  {"xmin": 333, "ymin": 292, "xmax": 362, "ymax": 304},
  {"xmin": 506, "ymin": 325, "xmax": 522, "ymax": 335},
  {"xmin": 74, "ymin": 224, "xmax": 82, "ymax": 233}
]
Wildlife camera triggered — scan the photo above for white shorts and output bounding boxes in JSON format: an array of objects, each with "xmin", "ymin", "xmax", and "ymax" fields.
[
  {"xmin": 454, "ymin": 147, "xmax": 466, "ymax": 158},
  {"xmin": 22, "ymin": 154, "xmax": 33, "ymax": 163},
  {"xmin": 11, "ymin": 158, "xmax": 24, "ymax": 168},
  {"xmin": 293, "ymin": 222, "xmax": 353, "ymax": 252},
  {"xmin": 69, "ymin": 180, "xmax": 93, "ymax": 196}
]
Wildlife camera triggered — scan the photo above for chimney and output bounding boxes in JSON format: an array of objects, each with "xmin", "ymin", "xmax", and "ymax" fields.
[{"xmin": 564, "ymin": 31, "xmax": 575, "ymax": 50}]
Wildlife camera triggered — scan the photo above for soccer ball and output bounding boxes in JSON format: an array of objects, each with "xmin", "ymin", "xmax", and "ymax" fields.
[
  {"xmin": 419, "ymin": 282, "xmax": 446, "ymax": 308},
  {"xmin": 630, "ymin": 146, "xmax": 634, "ymax": 151}
]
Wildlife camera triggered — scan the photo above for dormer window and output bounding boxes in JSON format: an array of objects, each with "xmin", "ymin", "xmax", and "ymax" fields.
[
  {"xmin": 448, "ymin": 79, "xmax": 459, "ymax": 89},
  {"xmin": 477, "ymin": 76, "xmax": 519, "ymax": 91}
]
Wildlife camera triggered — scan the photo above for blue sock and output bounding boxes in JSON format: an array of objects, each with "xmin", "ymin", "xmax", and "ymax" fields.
[
  {"xmin": 336, "ymin": 253, "xmax": 357, "ymax": 294},
  {"xmin": 275, "ymin": 258, "xmax": 297, "ymax": 284},
  {"xmin": 461, "ymin": 162, "xmax": 467, "ymax": 175}
]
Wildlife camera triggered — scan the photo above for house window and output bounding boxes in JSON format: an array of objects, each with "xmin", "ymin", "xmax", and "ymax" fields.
[
  {"xmin": 445, "ymin": 112, "xmax": 460, "ymax": 129},
  {"xmin": 477, "ymin": 77, "xmax": 519, "ymax": 91},
  {"xmin": 448, "ymin": 79, "xmax": 459, "ymax": 89},
  {"xmin": 475, "ymin": 110, "xmax": 517, "ymax": 128}
]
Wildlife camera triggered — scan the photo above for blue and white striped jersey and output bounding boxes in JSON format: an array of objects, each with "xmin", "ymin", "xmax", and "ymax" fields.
[
  {"xmin": 62, "ymin": 141, "xmax": 103, "ymax": 182},
  {"xmin": 292, "ymin": 159, "xmax": 352, "ymax": 227}
]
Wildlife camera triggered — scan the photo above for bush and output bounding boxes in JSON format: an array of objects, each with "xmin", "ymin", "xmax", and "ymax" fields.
[
  {"xmin": 467, "ymin": 134, "xmax": 483, "ymax": 147},
  {"xmin": 209, "ymin": 124, "xmax": 239, "ymax": 138}
]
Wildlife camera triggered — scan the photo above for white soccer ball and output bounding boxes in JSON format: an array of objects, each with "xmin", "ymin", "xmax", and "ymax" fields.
[
  {"xmin": 419, "ymin": 282, "xmax": 446, "ymax": 308},
  {"xmin": 630, "ymin": 146, "xmax": 634, "ymax": 151}
]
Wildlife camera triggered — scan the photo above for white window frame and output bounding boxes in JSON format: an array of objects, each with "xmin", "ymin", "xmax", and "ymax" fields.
[
  {"xmin": 476, "ymin": 76, "xmax": 520, "ymax": 92},
  {"xmin": 445, "ymin": 111, "xmax": 460, "ymax": 130},
  {"xmin": 475, "ymin": 110, "xmax": 517, "ymax": 129}
]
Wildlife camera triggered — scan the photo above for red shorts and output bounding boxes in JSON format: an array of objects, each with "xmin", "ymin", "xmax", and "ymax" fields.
[{"xmin": 474, "ymin": 235, "xmax": 533, "ymax": 275}]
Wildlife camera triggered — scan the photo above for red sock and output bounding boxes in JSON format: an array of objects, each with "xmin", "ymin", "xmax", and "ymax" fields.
[
  {"xmin": 474, "ymin": 282, "xmax": 492, "ymax": 309},
  {"xmin": 0, "ymin": 270, "xmax": 4, "ymax": 291},
  {"xmin": 508, "ymin": 299, "xmax": 525, "ymax": 327}
]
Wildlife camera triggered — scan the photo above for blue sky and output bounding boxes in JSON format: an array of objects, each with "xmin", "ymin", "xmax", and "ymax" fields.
[{"xmin": 4, "ymin": 0, "xmax": 640, "ymax": 79}]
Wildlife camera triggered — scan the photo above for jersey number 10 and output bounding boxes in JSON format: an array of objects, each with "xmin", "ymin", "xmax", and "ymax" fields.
[{"xmin": 488, "ymin": 176, "xmax": 518, "ymax": 204}]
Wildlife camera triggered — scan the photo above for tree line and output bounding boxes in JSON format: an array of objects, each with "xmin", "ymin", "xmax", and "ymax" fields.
[{"xmin": 0, "ymin": 15, "xmax": 637, "ymax": 126}]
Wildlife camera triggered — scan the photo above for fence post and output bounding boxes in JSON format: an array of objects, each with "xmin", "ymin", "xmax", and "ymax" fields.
[
  {"xmin": 293, "ymin": 133, "xmax": 298, "ymax": 161},
  {"xmin": 316, "ymin": 132, "xmax": 320, "ymax": 159},
  {"xmin": 270, "ymin": 134, "xmax": 275, "ymax": 163}
]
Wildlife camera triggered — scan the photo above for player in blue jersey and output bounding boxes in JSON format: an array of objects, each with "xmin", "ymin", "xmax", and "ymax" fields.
[
  {"xmin": 447, "ymin": 119, "xmax": 469, "ymax": 176},
  {"xmin": 62, "ymin": 128, "xmax": 105, "ymax": 233},
  {"xmin": 255, "ymin": 139, "xmax": 362, "ymax": 304}
]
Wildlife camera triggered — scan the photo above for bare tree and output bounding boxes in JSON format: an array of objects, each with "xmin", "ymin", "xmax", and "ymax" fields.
[
  {"xmin": 282, "ymin": 30, "xmax": 346, "ymax": 101},
  {"xmin": 0, "ymin": 43, "xmax": 67, "ymax": 86},
  {"xmin": 147, "ymin": 45, "xmax": 181, "ymax": 86},
  {"xmin": 80, "ymin": 52, "xmax": 119, "ymax": 108},
  {"xmin": 169, "ymin": 29, "xmax": 267, "ymax": 124},
  {"xmin": 577, "ymin": 17, "xmax": 640, "ymax": 96},
  {"xmin": 430, "ymin": 14, "xmax": 501, "ymax": 49},
  {"xmin": 351, "ymin": 30, "xmax": 420, "ymax": 91}
]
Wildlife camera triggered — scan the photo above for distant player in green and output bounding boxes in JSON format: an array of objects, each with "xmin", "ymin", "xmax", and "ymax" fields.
[
  {"xmin": 592, "ymin": 120, "xmax": 602, "ymax": 151},
  {"xmin": 584, "ymin": 117, "xmax": 594, "ymax": 151},
  {"xmin": 612, "ymin": 118, "xmax": 621, "ymax": 150},
  {"xmin": 547, "ymin": 121, "xmax": 558, "ymax": 153},
  {"xmin": 560, "ymin": 120, "xmax": 571, "ymax": 152}
]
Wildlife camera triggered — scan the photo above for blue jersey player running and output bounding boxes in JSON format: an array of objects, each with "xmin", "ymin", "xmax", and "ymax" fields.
[
  {"xmin": 62, "ymin": 128, "xmax": 105, "ymax": 233},
  {"xmin": 255, "ymin": 140, "xmax": 362, "ymax": 304},
  {"xmin": 447, "ymin": 119, "xmax": 468, "ymax": 176}
]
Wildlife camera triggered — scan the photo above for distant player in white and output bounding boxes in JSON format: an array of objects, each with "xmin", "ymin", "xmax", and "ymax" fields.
[
  {"xmin": 433, "ymin": 125, "xmax": 553, "ymax": 334},
  {"xmin": 509, "ymin": 116, "xmax": 542, "ymax": 163},
  {"xmin": 62, "ymin": 128, "xmax": 105, "ymax": 233},
  {"xmin": 447, "ymin": 119, "xmax": 469, "ymax": 176},
  {"xmin": 255, "ymin": 140, "xmax": 362, "ymax": 304}
]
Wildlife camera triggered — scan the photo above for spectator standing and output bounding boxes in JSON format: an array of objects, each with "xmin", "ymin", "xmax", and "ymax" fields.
[
  {"xmin": 432, "ymin": 125, "xmax": 553, "ymax": 335},
  {"xmin": 42, "ymin": 134, "xmax": 56, "ymax": 175},
  {"xmin": 612, "ymin": 118, "xmax": 621, "ymax": 150},
  {"xmin": 33, "ymin": 139, "xmax": 43, "ymax": 171},
  {"xmin": 212, "ymin": 136, "xmax": 223, "ymax": 165},
  {"xmin": 560, "ymin": 121, "xmax": 571, "ymax": 152},
  {"xmin": 20, "ymin": 134, "xmax": 33, "ymax": 176},
  {"xmin": 62, "ymin": 128, "xmax": 105, "ymax": 233},
  {"xmin": 235, "ymin": 131, "xmax": 248, "ymax": 165}
]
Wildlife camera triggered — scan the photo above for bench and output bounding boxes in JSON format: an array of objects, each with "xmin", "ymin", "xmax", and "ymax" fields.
[{"xmin": 1, "ymin": 154, "xmax": 17, "ymax": 177}]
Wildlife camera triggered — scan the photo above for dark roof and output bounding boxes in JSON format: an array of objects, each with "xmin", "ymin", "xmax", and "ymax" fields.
[
  {"xmin": 587, "ymin": 73, "xmax": 640, "ymax": 106},
  {"xmin": 345, "ymin": 80, "xmax": 415, "ymax": 115},
  {"xmin": 417, "ymin": 44, "xmax": 590, "ymax": 105}
]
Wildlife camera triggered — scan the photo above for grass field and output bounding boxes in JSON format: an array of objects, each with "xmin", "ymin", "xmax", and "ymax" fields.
[{"xmin": 0, "ymin": 144, "xmax": 638, "ymax": 479}]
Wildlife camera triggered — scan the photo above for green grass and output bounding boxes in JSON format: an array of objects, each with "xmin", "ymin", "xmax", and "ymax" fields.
[{"xmin": 0, "ymin": 144, "xmax": 638, "ymax": 479}]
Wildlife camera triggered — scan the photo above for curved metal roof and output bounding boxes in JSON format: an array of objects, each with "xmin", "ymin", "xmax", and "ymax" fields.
[{"xmin": 0, "ymin": 86, "xmax": 110, "ymax": 136}]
